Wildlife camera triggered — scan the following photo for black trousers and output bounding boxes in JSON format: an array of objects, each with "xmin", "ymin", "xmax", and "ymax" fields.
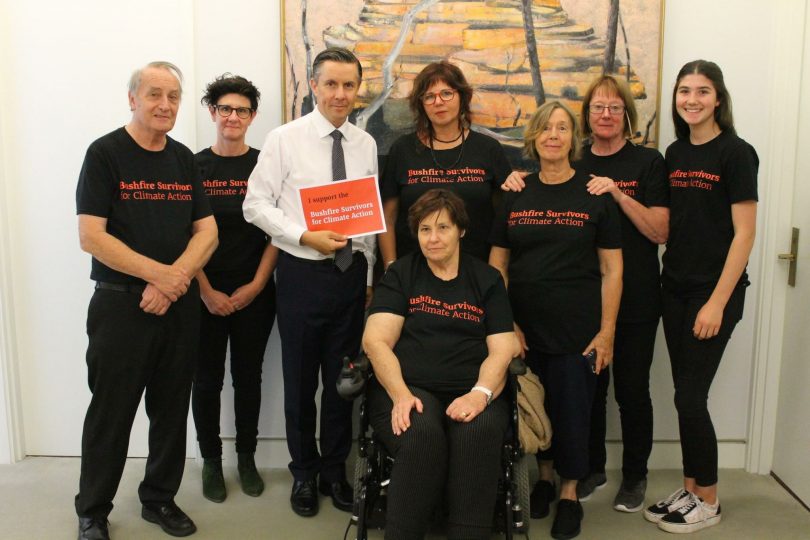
[
  {"xmin": 528, "ymin": 350, "xmax": 597, "ymax": 481},
  {"xmin": 368, "ymin": 381, "xmax": 509, "ymax": 540},
  {"xmin": 75, "ymin": 285, "xmax": 199, "ymax": 519},
  {"xmin": 191, "ymin": 278, "xmax": 276, "ymax": 458},
  {"xmin": 276, "ymin": 251, "xmax": 366, "ymax": 482},
  {"xmin": 661, "ymin": 285, "xmax": 744, "ymax": 487},
  {"xmin": 588, "ymin": 319, "xmax": 658, "ymax": 481}
]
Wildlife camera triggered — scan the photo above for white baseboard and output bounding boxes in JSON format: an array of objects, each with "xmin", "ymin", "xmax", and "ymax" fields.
[
  {"xmin": 206, "ymin": 439, "xmax": 748, "ymax": 471},
  {"xmin": 607, "ymin": 440, "xmax": 747, "ymax": 470}
]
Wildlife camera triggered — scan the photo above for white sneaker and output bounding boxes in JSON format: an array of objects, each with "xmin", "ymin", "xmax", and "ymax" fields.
[
  {"xmin": 643, "ymin": 488, "xmax": 691, "ymax": 523},
  {"xmin": 658, "ymin": 493, "xmax": 721, "ymax": 533}
]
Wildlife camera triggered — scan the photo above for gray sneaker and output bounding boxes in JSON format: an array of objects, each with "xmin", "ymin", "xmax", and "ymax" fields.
[
  {"xmin": 576, "ymin": 472, "xmax": 607, "ymax": 501},
  {"xmin": 613, "ymin": 478, "xmax": 647, "ymax": 512}
]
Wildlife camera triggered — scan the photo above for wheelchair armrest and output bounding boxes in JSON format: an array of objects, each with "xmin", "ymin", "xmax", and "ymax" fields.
[
  {"xmin": 336, "ymin": 352, "xmax": 371, "ymax": 401},
  {"xmin": 508, "ymin": 356, "xmax": 527, "ymax": 377}
]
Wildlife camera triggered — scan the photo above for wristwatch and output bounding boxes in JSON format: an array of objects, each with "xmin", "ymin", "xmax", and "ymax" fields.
[{"xmin": 471, "ymin": 385, "xmax": 493, "ymax": 406}]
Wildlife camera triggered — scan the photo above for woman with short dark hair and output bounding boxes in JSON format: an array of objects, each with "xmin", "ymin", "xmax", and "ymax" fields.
[
  {"xmin": 364, "ymin": 188, "xmax": 517, "ymax": 539},
  {"xmin": 192, "ymin": 74, "xmax": 277, "ymax": 502}
]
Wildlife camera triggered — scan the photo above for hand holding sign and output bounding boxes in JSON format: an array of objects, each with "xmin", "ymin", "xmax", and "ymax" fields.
[{"xmin": 300, "ymin": 230, "xmax": 349, "ymax": 255}]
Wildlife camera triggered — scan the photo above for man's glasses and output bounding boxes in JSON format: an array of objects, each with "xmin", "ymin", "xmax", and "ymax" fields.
[
  {"xmin": 213, "ymin": 104, "xmax": 254, "ymax": 119},
  {"xmin": 589, "ymin": 104, "xmax": 625, "ymax": 116},
  {"xmin": 422, "ymin": 89, "xmax": 457, "ymax": 105}
]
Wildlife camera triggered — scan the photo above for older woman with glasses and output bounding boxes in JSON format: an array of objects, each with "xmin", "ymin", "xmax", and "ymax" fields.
[
  {"xmin": 192, "ymin": 74, "xmax": 278, "ymax": 503},
  {"xmin": 378, "ymin": 61, "xmax": 512, "ymax": 268}
]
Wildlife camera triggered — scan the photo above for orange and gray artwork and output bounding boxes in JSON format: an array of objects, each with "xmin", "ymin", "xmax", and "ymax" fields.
[{"xmin": 283, "ymin": 0, "xmax": 662, "ymax": 162}]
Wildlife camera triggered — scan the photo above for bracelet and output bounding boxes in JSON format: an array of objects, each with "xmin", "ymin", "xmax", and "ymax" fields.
[{"xmin": 471, "ymin": 385, "xmax": 493, "ymax": 406}]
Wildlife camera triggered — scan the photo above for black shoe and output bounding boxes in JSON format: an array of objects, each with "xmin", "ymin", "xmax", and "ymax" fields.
[
  {"xmin": 530, "ymin": 480, "xmax": 556, "ymax": 519},
  {"xmin": 290, "ymin": 479, "xmax": 319, "ymax": 517},
  {"xmin": 78, "ymin": 516, "xmax": 109, "ymax": 540},
  {"xmin": 551, "ymin": 499, "xmax": 583, "ymax": 540},
  {"xmin": 318, "ymin": 478, "xmax": 354, "ymax": 512},
  {"xmin": 141, "ymin": 501, "xmax": 197, "ymax": 537}
]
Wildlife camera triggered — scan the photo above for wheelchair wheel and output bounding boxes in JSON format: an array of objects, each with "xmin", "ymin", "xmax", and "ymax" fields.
[
  {"xmin": 353, "ymin": 455, "xmax": 369, "ymax": 503},
  {"xmin": 513, "ymin": 453, "xmax": 532, "ymax": 534}
]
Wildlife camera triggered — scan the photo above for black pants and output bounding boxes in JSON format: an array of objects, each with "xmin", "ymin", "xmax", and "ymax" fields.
[
  {"xmin": 661, "ymin": 286, "xmax": 745, "ymax": 487},
  {"xmin": 75, "ymin": 285, "xmax": 199, "ymax": 519},
  {"xmin": 528, "ymin": 350, "xmax": 597, "ymax": 481},
  {"xmin": 368, "ymin": 381, "xmax": 509, "ymax": 540},
  {"xmin": 191, "ymin": 278, "xmax": 276, "ymax": 458},
  {"xmin": 588, "ymin": 320, "xmax": 658, "ymax": 481},
  {"xmin": 276, "ymin": 252, "xmax": 366, "ymax": 482}
]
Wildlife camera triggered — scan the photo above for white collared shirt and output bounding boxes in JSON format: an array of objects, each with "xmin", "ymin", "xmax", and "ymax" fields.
[{"xmin": 243, "ymin": 107, "xmax": 378, "ymax": 284}]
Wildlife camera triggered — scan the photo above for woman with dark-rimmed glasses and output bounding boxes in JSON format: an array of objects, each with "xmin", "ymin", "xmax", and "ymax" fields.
[
  {"xmin": 378, "ymin": 61, "xmax": 512, "ymax": 269},
  {"xmin": 192, "ymin": 73, "xmax": 278, "ymax": 503}
]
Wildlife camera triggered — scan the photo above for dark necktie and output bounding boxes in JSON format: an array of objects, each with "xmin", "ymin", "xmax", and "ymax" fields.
[{"xmin": 331, "ymin": 129, "xmax": 353, "ymax": 271}]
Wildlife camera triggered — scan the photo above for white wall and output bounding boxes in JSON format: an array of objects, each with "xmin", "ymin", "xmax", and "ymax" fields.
[
  {"xmin": 0, "ymin": 0, "xmax": 781, "ymax": 467},
  {"xmin": 633, "ymin": 0, "xmax": 772, "ymax": 444},
  {"xmin": 0, "ymin": 0, "xmax": 199, "ymax": 457}
]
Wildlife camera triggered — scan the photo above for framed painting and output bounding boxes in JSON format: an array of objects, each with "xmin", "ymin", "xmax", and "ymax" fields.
[{"xmin": 281, "ymin": 0, "xmax": 664, "ymax": 165}]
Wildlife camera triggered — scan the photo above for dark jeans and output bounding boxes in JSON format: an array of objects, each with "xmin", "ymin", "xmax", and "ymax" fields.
[
  {"xmin": 588, "ymin": 320, "xmax": 658, "ymax": 482},
  {"xmin": 661, "ymin": 285, "xmax": 745, "ymax": 487},
  {"xmin": 276, "ymin": 252, "xmax": 366, "ymax": 482},
  {"xmin": 75, "ymin": 285, "xmax": 199, "ymax": 519},
  {"xmin": 191, "ymin": 279, "xmax": 276, "ymax": 458},
  {"xmin": 368, "ymin": 381, "xmax": 509, "ymax": 540},
  {"xmin": 528, "ymin": 350, "xmax": 597, "ymax": 481}
]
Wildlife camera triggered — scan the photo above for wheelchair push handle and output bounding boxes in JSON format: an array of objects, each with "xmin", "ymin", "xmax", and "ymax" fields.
[
  {"xmin": 508, "ymin": 356, "xmax": 527, "ymax": 376},
  {"xmin": 336, "ymin": 352, "xmax": 371, "ymax": 401}
]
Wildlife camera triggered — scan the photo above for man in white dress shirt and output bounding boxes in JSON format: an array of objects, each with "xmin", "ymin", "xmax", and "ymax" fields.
[{"xmin": 243, "ymin": 47, "xmax": 377, "ymax": 517}]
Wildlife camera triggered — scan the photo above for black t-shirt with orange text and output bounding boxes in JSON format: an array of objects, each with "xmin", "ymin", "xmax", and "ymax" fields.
[
  {"xmin": 577, "ymin": 143, "xmax": 669, "ymax": 323},
  {"xmin": 196, "ymin": 147, "xmax": 267, "ymax": 284},
  {"xmin": 490, "ymin": 170, "xmax": 622, "ymax": 354},
  {"xmin": 76, "ymin": 127, "xmax": 212, "ymax": 284},
  {"xmin": 381, "ymin": 131, "xmax": 512, "ymax": 261},
  {"xmin": 369, "ymin": 252, "xmax": 514, "ymax": 395},
  {"xmin": 662, "ymin": 131, "xmax": 758, "ymax": 296}
]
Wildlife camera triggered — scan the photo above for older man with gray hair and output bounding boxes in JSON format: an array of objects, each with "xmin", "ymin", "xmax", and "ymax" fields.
[{"xmin": 74, "ymin": 61, "xmax": 218, "ymax": 540}]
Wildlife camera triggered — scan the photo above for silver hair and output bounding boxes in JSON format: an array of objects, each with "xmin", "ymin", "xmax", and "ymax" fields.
[{"xmin": 128, "ymin": 61, "xmax": 184, "ymax": 95}]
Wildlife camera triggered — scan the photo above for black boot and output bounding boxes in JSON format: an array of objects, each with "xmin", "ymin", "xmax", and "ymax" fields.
[
  {"xmin": 202, "ymin": 458, "xmax": 226, "ymax": 503},
  {"xmin": 237, "ymin": 452, "xmax": 264, "ymax": 497}
]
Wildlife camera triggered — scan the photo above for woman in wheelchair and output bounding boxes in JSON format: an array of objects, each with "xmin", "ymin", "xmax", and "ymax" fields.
[{"xmin": 362, "ymin": 189, "xmax": 518, "ymax": 540}]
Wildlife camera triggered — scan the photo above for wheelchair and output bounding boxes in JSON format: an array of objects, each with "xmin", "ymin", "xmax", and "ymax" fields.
[{"xmin": 337, "ymin": 353, "xmax": 532, "ymax": 540}]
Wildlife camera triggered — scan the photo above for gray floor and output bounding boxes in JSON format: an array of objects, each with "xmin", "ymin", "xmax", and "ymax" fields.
[{"xmin": 1, "ymin": 458, "xmax": 809, "ymax": 539}]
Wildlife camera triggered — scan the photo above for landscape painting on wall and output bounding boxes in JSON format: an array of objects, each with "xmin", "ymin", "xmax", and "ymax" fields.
[{"xmin": 282, "ymin": 0, "xmax": 663, "ymax": 165}]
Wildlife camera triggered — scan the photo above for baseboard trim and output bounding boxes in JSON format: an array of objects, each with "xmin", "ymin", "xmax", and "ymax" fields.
[{"xmin": 208, "ymin": 438, "xmax": 748, "ymax": 471}]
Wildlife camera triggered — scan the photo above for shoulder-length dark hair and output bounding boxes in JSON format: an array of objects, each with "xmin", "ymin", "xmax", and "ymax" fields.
[
  {"xmin": 672, "ymin": 60, "xmax": 735, "ymax": 140},
  {"xmin": 408, "ymin": 61, "xmax": 473, "ymax": 141}
]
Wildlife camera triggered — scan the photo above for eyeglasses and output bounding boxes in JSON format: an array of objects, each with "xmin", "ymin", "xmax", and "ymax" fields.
[
  {"xmin": 213, "ymin": 104, "xmax": 254, "ymax": 119},
  {"xmin": 422, "ymin": 89, "xmax": 457, "ymax": 105},
  {"xmin": 589, "ymin": 104, "xmax": 625, "ymax": 116}
]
